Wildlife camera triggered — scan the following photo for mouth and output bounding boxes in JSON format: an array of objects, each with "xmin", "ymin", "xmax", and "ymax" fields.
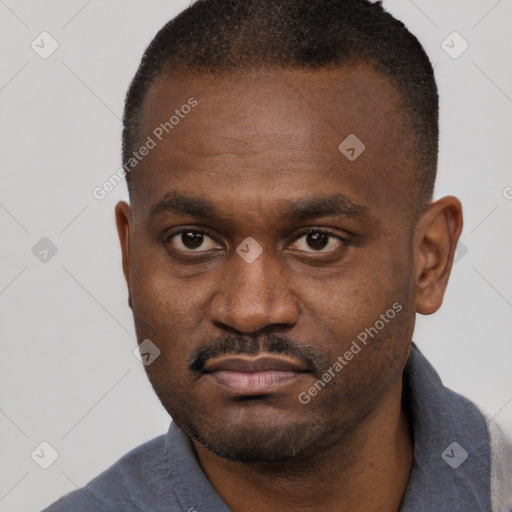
[{"xmin": 202, "ymin": 355, "xmax": 310, "ymax": 395}]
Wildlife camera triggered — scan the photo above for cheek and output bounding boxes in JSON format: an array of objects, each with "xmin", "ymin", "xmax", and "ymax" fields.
[
  {"xmin": 310, "ymin": 253, "xmax": 406, "ymax": 323},
  {"xmin": 128, "ymin": 256, "xmax": 216, "ymax": 377},
  {"xmin": 130, "ymin": 248, "xmax": 196, "ymax": 322},
  {"xmin": 303, "ymin": 297, "xmax": 414, "ymax": 420},
  {"xmin": 129, "ymin": 263, "xmax": 187, "ymax": 355},
  {"xmin": 301, "ymin": 243, "xmax": 414, "ymax": 369}
]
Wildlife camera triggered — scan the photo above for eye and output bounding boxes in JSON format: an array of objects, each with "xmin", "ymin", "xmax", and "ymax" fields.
[
  {"xmin": 166, "ymin": 230, "xmax": 220, "ymax": 252},
  {"xmin": 289, "ymin": 230, "xmax": 347, "ymax": 253}
]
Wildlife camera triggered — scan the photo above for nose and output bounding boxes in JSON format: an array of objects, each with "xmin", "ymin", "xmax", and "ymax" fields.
[{"xmin": 209, "ymin": 247, "xmax": 300, "ymax": 333}]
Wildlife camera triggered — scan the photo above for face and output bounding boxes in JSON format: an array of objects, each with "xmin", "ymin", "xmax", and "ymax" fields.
[{"xmin": 117, "ymin": 65, "xmax": 426, "ymax": 462}]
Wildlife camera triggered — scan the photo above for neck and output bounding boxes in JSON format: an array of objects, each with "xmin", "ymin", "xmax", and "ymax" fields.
[{"xmin": 193, "ymin": 379, "xmax": 414, "ymax": 512}]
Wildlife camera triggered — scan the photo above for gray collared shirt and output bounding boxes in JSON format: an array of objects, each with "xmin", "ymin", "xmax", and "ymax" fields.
[{"xmin": 42, "ymin": 343, "xmax": 507, "ymax": 511}]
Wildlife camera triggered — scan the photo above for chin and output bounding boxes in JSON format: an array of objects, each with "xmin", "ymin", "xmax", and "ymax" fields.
[{"xmin": 175, "ymin": 408, "xmax": 335, "ymax": 463}]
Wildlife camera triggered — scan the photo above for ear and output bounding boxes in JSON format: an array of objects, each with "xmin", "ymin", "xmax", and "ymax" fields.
[
  {"xmin": 414, "ymin": 196, "xmax": 463, "ymax": 315},
  {"xmin": 115, "ymin": 201, "xmax": 132, "ymax": 308}
]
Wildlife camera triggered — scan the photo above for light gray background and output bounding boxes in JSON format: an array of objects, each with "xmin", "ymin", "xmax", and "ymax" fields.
[{"xmin": 1, "ymin": 1, "xmax": 511, "ymax": 510}]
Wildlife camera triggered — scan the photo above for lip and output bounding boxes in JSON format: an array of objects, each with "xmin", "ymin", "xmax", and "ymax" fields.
[
  {"xmin": 203, "ymin": 355, "xmax": 308, "ymax": 373},
  {"xmin": 203, "ymin": 355, "xmax": 309, "ymax": 395}
]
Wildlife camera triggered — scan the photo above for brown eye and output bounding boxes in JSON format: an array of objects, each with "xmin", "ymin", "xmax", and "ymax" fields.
[
  {"xmin": 181, "ymin": 231, "xmax": 204, "ymax": 249},
  {"xmin": 291, "ymin": 230, "xmax": 345, "ymax": 253},
  {"xmin": 167, "ymin": 230, "xmax": 219, "ymax": 252},
  {"xmin": 305, "ymin": 232, "xmax": 329, "ymax": 250}
]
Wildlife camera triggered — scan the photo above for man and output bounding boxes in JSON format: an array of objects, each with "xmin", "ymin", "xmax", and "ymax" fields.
[{"xmin": 43, "ymin": 0, "xmax": 512, "ymax": 510}]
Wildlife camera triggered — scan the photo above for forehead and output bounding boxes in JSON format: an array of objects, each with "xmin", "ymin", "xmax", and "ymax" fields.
[
  {"xmin": 132, "ymin": 65, "xmax": 414, "ymax": 218},
  {"xmin": 143, "ymin": 64, "xmax": 402, "ymax": 145}
]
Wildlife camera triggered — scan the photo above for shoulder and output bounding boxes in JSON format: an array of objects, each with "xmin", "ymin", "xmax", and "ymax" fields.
[
  {"xmin": 41, "ymin": 433, "xmax": 178, "ymax": 512},
  {"xmin": 488, "ymin": 419, "xmax": 512, "ymax": 512}
]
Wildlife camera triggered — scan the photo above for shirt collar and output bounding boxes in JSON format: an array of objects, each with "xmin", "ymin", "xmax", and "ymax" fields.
[
  {"xmin": 400, "ymin": 342, "xmax": 490, "ymax": 510},
  {"xmin": 166, "ymin": 421, "xmax": 231, "ymax": 512}
]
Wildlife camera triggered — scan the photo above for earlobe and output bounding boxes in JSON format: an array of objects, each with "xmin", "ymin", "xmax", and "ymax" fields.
[
  {"xmin": 115, "ymin": 201, "xmax": 132, "ymax": 299},
  {"xmin": 414, "ymin": 196, "xmax": 463, "ymax": 315}
]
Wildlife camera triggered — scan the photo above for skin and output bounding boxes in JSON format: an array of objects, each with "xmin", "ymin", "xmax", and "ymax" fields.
[{"xmin": 115, "ymin": 65, "xmax": 463, "ymax": 512}]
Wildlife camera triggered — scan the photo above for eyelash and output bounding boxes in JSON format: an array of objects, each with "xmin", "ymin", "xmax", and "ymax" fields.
[{"xmin": 163, "ymin": 227, "xmax": 350, "ymax": 254}]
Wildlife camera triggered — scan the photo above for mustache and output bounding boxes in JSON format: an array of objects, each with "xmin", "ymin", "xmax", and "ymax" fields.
[{"xmin": 188, "ymin": 333, "xmax": 330, "ymax": 378}]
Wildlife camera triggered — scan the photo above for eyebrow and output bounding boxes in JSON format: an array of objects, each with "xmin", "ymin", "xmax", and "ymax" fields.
[
  {"xmin": 150, "ymin": 193, "xmax": 370, "ymax": 222},
  {"xmin": 284, "ymin": 194, "xmax": 368, "ymax": 221}
]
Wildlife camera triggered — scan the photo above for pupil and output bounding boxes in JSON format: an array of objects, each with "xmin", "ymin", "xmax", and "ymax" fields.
[
  {"xmin": 183, "ymin": 231, "xmax": 203, "ymax": 249},
  {"xmin": 307, "ymin": 232, "xmax": 328, "ymax": 250}
]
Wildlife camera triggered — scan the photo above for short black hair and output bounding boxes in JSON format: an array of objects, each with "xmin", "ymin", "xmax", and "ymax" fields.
[{"xmin": 123, "ymin": 0, "xmax": 438, "ymax": 208}]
